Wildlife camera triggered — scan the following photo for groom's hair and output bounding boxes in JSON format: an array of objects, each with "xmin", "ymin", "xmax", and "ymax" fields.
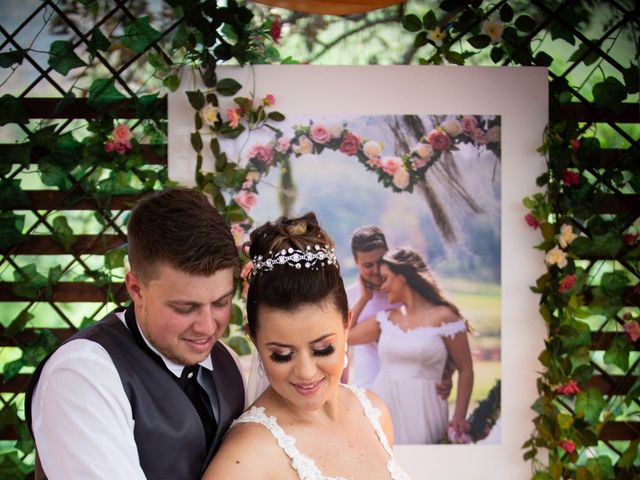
[{"xmin": 350, "ymin": 225, "xmax": 388, "ymax": 258}]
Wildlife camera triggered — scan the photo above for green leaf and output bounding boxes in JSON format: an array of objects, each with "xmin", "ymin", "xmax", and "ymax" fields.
[
  {"xmin": 414, "ymin": 31, "xmax": 428, "ymax": 48},
  {"xmin": 550, "ymin": 20, "xmax": 575, "ymax": 45},
  {"xmin": 534, "ymin": 52, "xmax": 553, "ymax": 67},
  {"xmin": 104, "ymin": 244, "xmax": 127, "ymax": 270},
  {"xmin": 0, "ymin": 94, "xmax": 28, "ymax": 126},
  {"xmin": 227, "ymin": 335, "xmax": 251, "ymax": 356},
  {"xmin": 231, "ymin": 303, "xmax": 243, "ymax": 326},
  {"xmin": 216, "ymin": 78, "xmax": 242, "ymax": 96},
  {"xmin": 468, "ymin": 34, "xmax": 491, "ymax": 49},
  {"xmin": 88, "ymin": 26, "xmax": 110, "ymax": 56},
  {"xmin": 171, "ymin": 22, "xmax": 190, "ymax": 50},
  {"xmin": 422, "ymin": 11, "xmax": 437, "ymax": 30},
  {"xmin": 514, "ymin": 15, "xmax": 536, "ymax": 33},
  {"xmin": 5, "ymin": 308, "xmax": 33, "ymax": 337},
  {"xmin": 122, "ymin": 16, "xmax": 162, "ymax": 53},
  {"xmin": 600, "ymin": 271, "xmax": 629, "ymax": 296},
  {"xmin": 557, "ymin": 412, "xmax": 573, "ymax": 429},
  {"xmin": 48, "ymin": 40, "xmax": 86, "ymax": 75},
  {"xmin": 191, "ymin": 132, "xmax": 203, "ymax": 151},
  {"xmin": 490, "ymin": 46, "xmax": 504, "ymax": 63},
  {"xmin": 163, "ymin": 74, "xmax": 180, "ymax": 92},
  {"xmin": 0, "ymin": 49, "xmax": 25, "ymax": 67},
  {"xmin": 532, "ymin": 472, "xmax": 553, "ymax": 480},
  {"xmin": 186, "ymin": 90, "xmax": 205, "ymax": 110},
  {"xmin": 623, "ymin": 65, "xmax": 639, "ymax": 94},
  {"xmin": 51, "ymin": 216, "xmax": 76, "ymax": 252},
  {"xmin": 267, "ymin": 111, "xmax": 285, "ymax": 122},
  {"xmin": 0, "ymin": 179, "xmax": 31, "ymax": 209},
  {"xmin": 603, "ymin": 334, "xmax": 631, "ymax": 371},
  {"xmin": 39, "ymin": 162, "xmax": 73, "ymax": 189},
  {"xmin": 592, "ymin": 77, "xmax": 627, "ymax": 110},
  {"xmin": 401, "ymin": 14, "xmax": 422, "ymax": 32},
  {"xmin": 439, "ymin": 0, "xmax": 463, "ymax": 12},
  {"xmin": 585, "ymin": 456, "xmax": 614, "ymax": 479},
  {"xmin": 575, "ymin": 388, "xmax": 606, "ymax": 425},
  {"xmin": 499, "ymin": 3, "xmax": 514, "ymax": 22},
  {"xmin": 2, "ymin": 359, "xmax": 24, "ymax": 382},
  {"xmin": 0, "ymin": 212, "xmax": 27, "ymax": 249},
  {"xmin": 618, "ymin": 439, "xmax": 639, "ymax": 468},
  {"xmin": 568, "ymin": 42, "xmax": 599, "ymax": 66},
  {"xmin": 87, "ymin": 79, "xmax": 126, "ymax": 110}
]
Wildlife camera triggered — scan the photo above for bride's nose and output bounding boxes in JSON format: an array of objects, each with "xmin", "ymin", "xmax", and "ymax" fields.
[{"xmin": 293, "ymin": 352, "xmax": 317, "ymax": 380}]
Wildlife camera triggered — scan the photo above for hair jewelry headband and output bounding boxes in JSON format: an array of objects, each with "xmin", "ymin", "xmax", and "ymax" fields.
[{"xmin": 253, "ymin": 245, "xmax": 337, "ymax": 272}]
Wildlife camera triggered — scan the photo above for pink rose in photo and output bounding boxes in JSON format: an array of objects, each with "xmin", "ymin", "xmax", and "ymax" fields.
[
  {"xmin": 112, "ymin": 124, "xmax": 133, "ymax": 143},
  {"xmin": 227, "ymin": 107, "xmax": 241, "ymax": 129},
  {"xmin": 524, "ymin": 213, "xmax": 540, "ymax": 229},
  {"xmin": 559, "ymin": 440, "xmax": 576, "ymax": 454},
  {"xmin": 366, "ymin": 157, "xmax": 381, "ymax": 168},
  {"xmin": 624, "ymin": 321, "xmax": 640, "ymax": 342},
  {"xmin": 426, "ymin": 129, "xmax": 452, "ymax": 151},
  {"xmin": 235, "ymin": 190, "xmax": 258, "ymax": 213},
  {"xmin": 262, "ymin": 94, "xmax": 276, "ymax": 106},
  {"xmin": 339, "ymin": 132, "xmax": 361, "ymax": 156},
  {"xmin": 381, "ymin": 156, "xmax": 402, "ymax": 176},
  {"xmin": 472, "ymin": 128, "xmax": 487, "ymax": 145},
  {"xmin": 247, "ymin": 144, "xmax": 275, "ymax": 166},
  {"xmin": 461, "ymin": 115, "xmax": 478, "ymax": 135},
  {"xmin": 276, "ymin": 136, "xmax": 291, "ymax": 154},
  {"xmin": 562, "ymin": 170, "xmax": 580, "ymax": 186},
  {"xmin": 309, "ymin": 123, "xmax": 331, "ymax": 144}
]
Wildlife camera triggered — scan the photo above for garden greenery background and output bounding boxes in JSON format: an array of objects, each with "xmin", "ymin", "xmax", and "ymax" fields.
[{"xmin": 0, "ymin": 0, "xmax": 638, "ymax": 478}]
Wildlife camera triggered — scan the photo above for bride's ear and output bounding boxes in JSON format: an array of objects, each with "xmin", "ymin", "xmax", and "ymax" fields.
[{"xmin": 345, "ymin": 309, "xmax": 353, "ymax": 333}]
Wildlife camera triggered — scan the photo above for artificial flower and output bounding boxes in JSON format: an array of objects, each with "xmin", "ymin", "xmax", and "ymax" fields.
[
  {"xmin": 275, "ymin": 136, "xmax": 291, "ymax": 154},
  {"xmin": 328, "ymin": 122, "xmax": 343, "ymax": 139},
  {"xmin": 247, "ymin": 144, "xmax": 275, "ymax": 166},
  {"xmin": 623, "ymin": 233, "xmax": 638, "ymax": 246},
  {"xmin": 481, "ymin": 19, "xmax": 504, "ymax": 44},
  {"xmin": 113, "ymin": 124, "xmax": 133, "ymax": 143},
  {"xmin": 623, "ymin": 321, "xmax": 640, "ymax": 342},
  {"xmin": 339, "ymin": 132, "xmax": 361, "ymax": 156},
  {"xmin": 363, "ymin": 140, "xmax": 383, "ymax": 159},
  {"xmin": 555, "ymin": 380, "xmax": 580, "ymax": 395},
  {"xmin": 426, "ymin": 129, "xmax": 452, "ymax": 151},
  {"xmin": 262, "ymin": 94, "xmax": 275, "ymax": 107},
  {"xmin": 227, "ymin": 107, "xmax": 241, "ymax": 129},
  {"xmin": 545, "ymin": 246, "xmax": 568, "ymax": 268},
  {"xmin": 234, "ymin": 190, "xmax": 258, "ymax": 213},
  {"xmin": 461, "ymin": 115, "xmax": 478, "ymax": 135},
  {"xmin": 270, "ymin": 18, "xmax": 282, "ymax": 43},
  {"xmin": 427, "ymin": 27, "xmax": 446, "ymax": 47},
  {"xmin": 309, "ymin": 123, "xmax": 331, "ymax": 144},
  {"xmin": 559, "ymin": 439, "xmax": 576, "ymax": 454},
  {"xmin": 562, "ymin": 170, "xmax": 580, "ymax": 186},
  {"xmin": 442, "ymin": 119, "xmax": 462, "ymax": 137},
  {"xmin": 558, "ymin": 274, "xmax": 576, "ymax": 294},
  {"xmin": 472, "ymin": 128, "xmax": 487, "ymax": 145},
  {"xmin": 293, "ymin": 135, "xmax": 313, "ymax": 155},
  {"xmin": 392, "ymin": 168, "xmax": 410, "ymax": 190},
  {"xmin": 486, "ymin": 125, "xmax": 501, "ymax": 143},
  {"xmin": 558, "ymin": 224, "xmax": 578, "ymax": 248},
  {"xmin": 366, "ymin": 157, "xmax": 382, "ymax": 168},
  {"xmin": 200, "ymin": 103, "xmax": 219, "ymax": 127},
  {"xmin": 524, "ymin": 213, "xmax": 540, "ymax": 229},
  {"xmin": 414, "ymin": 142, "xmax": 434, "ymax": 160},
  {"xmin": 381, "ymin": 156, "xmax": 402, "ymax": 176}
]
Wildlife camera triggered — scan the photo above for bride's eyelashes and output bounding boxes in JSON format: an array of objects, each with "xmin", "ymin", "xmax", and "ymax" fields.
[{"xmin": 268, "ymin": 345, "xmax": 336, "ymax": 364}]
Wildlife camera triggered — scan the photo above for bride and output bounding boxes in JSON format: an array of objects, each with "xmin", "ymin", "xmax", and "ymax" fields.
[{"xmin": 202, "ymin": 213, "xmax": 409, "ymax": 480}]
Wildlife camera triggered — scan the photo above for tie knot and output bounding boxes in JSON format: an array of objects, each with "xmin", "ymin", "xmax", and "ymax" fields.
[{"xmin": 180, "ymin": 365, "xmax": 199, "ymax": 383}]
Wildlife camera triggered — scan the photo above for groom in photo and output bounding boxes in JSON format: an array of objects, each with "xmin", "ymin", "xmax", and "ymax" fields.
[{"xmin": 26, "ymin": 188, "xmax": 245, "ymax": 480}]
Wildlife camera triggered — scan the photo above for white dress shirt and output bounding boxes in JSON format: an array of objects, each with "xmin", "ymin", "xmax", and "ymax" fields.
[{"xmin": 31, "ymin": 311, "xmax": 245, "ymax": 480}]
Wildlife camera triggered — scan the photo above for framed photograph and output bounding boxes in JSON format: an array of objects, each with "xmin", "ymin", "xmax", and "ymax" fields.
[{"xmin": 168, "ymin": 65, "xmax": 548, "ymax": 478}]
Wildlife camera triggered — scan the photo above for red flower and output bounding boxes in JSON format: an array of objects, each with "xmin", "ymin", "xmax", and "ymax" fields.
[
  {"xmin": 623, "ymin": 321, "xmax": 640, "ymax": 343},
  {"xmin": 570, "ymin": 139, "xmax": 581, "ymax": 152},
  {"xmin": 559, "ymin": 439, "xmax": 576, "ymax": 454},
  {"xmin": 339, "ymin": 132, "xmax": 361, "ymax": 156},
  {"xmin": 524, "ymin": 213, "xmax": 540, "ymax": 229},
  {"xmin": 555, "ymin": 380, "xmax": 580, "ymax": 395},
  {"xmin": 623, "ymin": 233, "xmax": 638, "ymax": 246},
  {"xmin": 562, "ymin": 170, "xmax": 580, "ymax": 186},
  {"xmin": 270, "ymin": 18, "xmax": 282, "ymax": 43},
  {"xmin": 558, "ymin": 274, "xmax": 576, "ymax": 294}
]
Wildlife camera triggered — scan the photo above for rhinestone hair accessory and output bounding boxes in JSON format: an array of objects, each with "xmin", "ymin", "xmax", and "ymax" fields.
[{"xmin": 253, "ymin": 245, "xmax": 337, "ymax": 272}]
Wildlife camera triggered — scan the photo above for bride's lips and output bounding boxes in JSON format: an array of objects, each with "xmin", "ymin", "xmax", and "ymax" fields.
[{"xmin": 291, "ymin": 378, "xmax": 325, "ymax": 396}]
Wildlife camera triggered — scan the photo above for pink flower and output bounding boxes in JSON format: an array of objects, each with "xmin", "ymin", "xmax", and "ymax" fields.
[
  {"xmin": 558, "ymin": 274, "xmax": 576, "ymax": 294},
  {"xmin": 472, "ymin": 128, "xmax": 487, "ymax": 145},
  {"xmin": 570, "ymin": 139, "xmax": 581, "ymax": 152},
  {"xmin": 270, "ymin": 18, "xmax": 282, "ymax": 43},
  {"xmin": 623, "ymin": 321, "xmax": 640, "ymax": 343},
  {"xmin": 562, "ymin": 170, "xmax": 580, "ymax": 186},
  {"xmin": 623, "ymin": 233, "xmax": 638, "ymax": 246},
  {"xmin": 276, "ymin": 136, "xmax": 290, "ymax": 154},
  {"xmin": 426, "ymin": 129, "xmax": 452, "ymax": 151},
  {"xmin": 381, "ymin": 156, "xmax": 402, "ymax": 176},
  {"xmin": 104, "ymin": 140, "xmax": 115, "ymax": 153},
  {"xmin": 227, "ymin": 107, "xmax": 241, "ymax": 129},
  {"xmin": 112, "ymin": 124, "xmax": 133, "ymax": 143},
  {"xmin": 461, "ymin": 115, "xmax": 478, "ymax": 135},
  {"xmin": 339, "ymin": 132, "xmax": 361, "ymax": 156},
  {"xmin": 247, "ymin": 144, "xmax": 275, "ymax": 166},
  {"xmin": 366, "ymin": 157, "xmax": 382, "ymax": 168},
  {"xmin": 555, "ymin": 380, "xmax": 580, "ymax": 396},
  {"xmin": 309, "ymin": 123, "xmax": 331, "ymax": 144},
  {"xmin": 234, "ymin": 190, "xmax": 258, "ymax": 213},
  {"xmin": 524, "ymin": 213, "xmax": 540, "ymax": 229},
  {"xmin": 262, "ymin": 94, "xmax": 276, "ymax": 107},
  {"xmin": 115, "ymin": 141, "xmax": 131, "ymax": 154},
  {"xmin": 559, "ymin": 439, "xmax": 576, "ymax": 454}
]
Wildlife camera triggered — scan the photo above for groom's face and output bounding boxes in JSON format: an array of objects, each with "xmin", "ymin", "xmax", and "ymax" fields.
[{"xmin": 354, "ymin": 247, "xmax": 387, "ymax": 289}]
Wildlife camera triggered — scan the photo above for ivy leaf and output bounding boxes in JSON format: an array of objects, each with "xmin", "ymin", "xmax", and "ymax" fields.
[
  {"xmin": 87, "ymin": 79, "xmax": 126, "ymax": 110},
  {"xmin": 171, "ymin": 22, "xmax": 190, "ymax": 50},
  {"xmin": 122, "ymin": 16, "xmax": 162, "ymax": 53},
  {"xmin": 549, "ymin": 20, "xmax": 575, "ymax": 45},
  {"xmin": 534, "ymin": 52, "xmax": 553, "ymax": 67},
  {"xmin": 5, "ymin": 308, "xmax": 33, "ymax": 337},
  {"xmin": 163, "ymin": 74, "xmax": 180, "ymax": 92},
  {"xmin": 39, "ymin": 162, "xmax": 73, "ymax": 189},
  {"xmin": 87, "ymin": 26, "xmax": 110, "ymax": 56},
  {"xmin": 227, "ymin": 335, "xmax": 251, "ymax": 355},
  {"xmin": 22, "ymin": 330, "xmax": 59, "ymax": 366},
  {"xmin": 267, "ymin": 111, "xmax": 285, "ymax": 122},
  {"xmin": 186, "ymin": 90, "xmax": 205, "ymax": 110},
  {"xmin": 531, "ymin": 472, "xmax": 552, "ymax": 480},
  {"xmin": 0, "ymin": 212, "xmax": 27, "ymax": 249},
  {"xmin": 422, "ymin": 11, "xmax": 437, "ymax": 30},
  {"xmin": 568, "ymin": 42, "xmax": 599, "ymax": 66},
  {"xmin": 0, "ymin": 94, "xmax": 28, "ymax": 126},
  {"xmin": 2, "ymin": 359, "xmax": 24, "ymax": 382},
  {"xmin": 585, "ymin": 456, "xmax": 614, "ymax": 479},
  {"xmin": 401, "ymin": 14, "xmax": 422, "ymax": 32},
  {"xmin": 104, "ymin": 244, "xmax": 127, "ymax": 270},
  {"xmin": 0, "ymin": 179, "xmax": 31, "ymax": 209},
  {"xmin": 439, "ymin": 0, "xmax": 464, "ymax": 12},
  {"xmin": 600, "ymin": 271, "xmax": 629, "ymax": 297},
  {"xmin": 231, "ymin": 304, "xmax": 243, "ymax": 326},
  {"xmin": 0, "ymin": 49, "xmax": 25, "ymax": 67},
  {"xmin": 216, "ymin": 78, "xmax": 242, "ymax": 96},
  {"xmin": 514, "ymin": 15, "xmax": 536, "ymax": 33},
  {"xmin": 48, "ymin": 40, "xmax": 86, "ymax": 75},
  {"xmin": 499, "ymin": 3, "xmax": 514, "ymax": 22},
  {"xmin": 603, "ymin": 334, "xmax": 631, "ymax": 371},
  {"xmin": 490, "ymin": 46, "xmax": 504, "ymax": 63},
  {"xmin": 592, "ymin": 77, "xmax": 627, "ymax": 111},
  {"xmin": 468, "ymin": 34, "xmax": 491, "ymax": 49},
  {"xmin": 623, "ymin": 65, "xmax": 639, "ymax": 94},
  {"xmin": 12, "ymin": 263, "xmax": 49, "ymax": 299},
  {"xmin": 575, "ymin": 388, "xmax": 606, "ymax": 425},
  {"xmin": 557, "ymin": 412, "xmax": 573, "ymax": 429},
  {"xmin": 618, "ymin": 439, "xmax": 639, "ymax": 468},
  {"xmin": 51, "ymin": 216, "xmax": 76, "ymax": 252},
  {"xmin": 190, "ymin": 132, "xmax": 203, "ymax": 151},
  {"xmin": 414, "ymin": 31, "xmax": 428, "ymax": 48}
]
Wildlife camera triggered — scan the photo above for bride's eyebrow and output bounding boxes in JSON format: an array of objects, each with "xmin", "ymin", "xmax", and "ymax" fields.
[{"xmin": 265, "ymin": 333, "xmax": 336, "ymax": 348}]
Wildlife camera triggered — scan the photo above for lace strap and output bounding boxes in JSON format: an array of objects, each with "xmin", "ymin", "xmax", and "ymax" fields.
[
  {"xmin": 232, "ymin": 407, "xmax": 326, "ymax": 480},
  {"xmin": 342, "ymin": 384, "xmax": 394, "ymax": 457},
  {"xmin": 438, "ymin": 319, "xmax": 467, "ymax": 338}
]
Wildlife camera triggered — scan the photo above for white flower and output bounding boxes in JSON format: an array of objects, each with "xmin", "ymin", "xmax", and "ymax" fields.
[
  {"xmin": 292, "ymin": 135, "xmax": 313, "ymax": 155},
  {"xmin": 363, "ymin": 140, "xmax": 383, "ymax": 159},
  {"xmin": 481, "ymin": 19, "xmax": 504, "ymax": 44},
  {"xmin": 545, "ymin": 246, "xmax": 568, "ymax": 268},
  {"xmin": 558, "ymin": 224, "xmax": 578, "ymax": 248},
  {"xmin": 200, "ymin": 103, "xmax": 219, "ymax": 127},
  {"xmin": 328, "ymin": 122, "xmax": 343, "ymax": 139},
  {"xmin": 392, "ymin": 168, "xmax": 410, "ymax": 190},
  {"xmin": 413, "ymin": 143, "xmax": 434, "ymax": 161},
  {"xmin": 427, "ymin": 27, "xmax": 447, "ymax": 47},
  {"xmin": 442, "ymin": 119, "xmax": 463, "ymax": 137}
]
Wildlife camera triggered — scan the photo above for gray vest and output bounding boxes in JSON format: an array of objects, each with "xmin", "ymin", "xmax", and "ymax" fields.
[{"xmin": 26, "ymin": 309, "xmax": 245, "ymax": 479}]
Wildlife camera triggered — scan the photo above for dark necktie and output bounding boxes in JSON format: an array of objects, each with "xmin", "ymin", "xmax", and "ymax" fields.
[
  {"xmin": 179, "ymin": 364, "xmax": 216, "ymax": 449},
  {"xmin": 124, "ymin": 305, "xmax": 216, "ymax": 450}
]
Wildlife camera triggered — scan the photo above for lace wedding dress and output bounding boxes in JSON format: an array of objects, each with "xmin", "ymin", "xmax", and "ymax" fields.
[{"xmin": 231, "ymin": 383, "xmax": 410, "ymax": 480}]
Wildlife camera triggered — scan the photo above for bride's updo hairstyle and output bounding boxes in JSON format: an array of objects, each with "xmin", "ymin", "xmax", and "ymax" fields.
[
  {"xmin": 246, "ymin": 212, "xmax": 349, "ymax": 337},
  {"xmin": 382, "ymin": 248, "xmax": 467, "ymax": 324}
]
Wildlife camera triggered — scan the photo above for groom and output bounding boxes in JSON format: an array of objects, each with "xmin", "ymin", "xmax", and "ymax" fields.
[{"xmin": 26, "ymin": 189, "xmax": 245, "ymax": 479}]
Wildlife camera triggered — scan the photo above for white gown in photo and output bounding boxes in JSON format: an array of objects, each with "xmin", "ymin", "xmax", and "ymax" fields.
[{"xmin": 372, "ymin": 310, "xmax": 467, "ymax": 444}]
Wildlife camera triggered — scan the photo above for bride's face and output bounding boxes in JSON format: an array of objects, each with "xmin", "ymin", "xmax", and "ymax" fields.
[
  {"xmin": 255, "ymin": 299, "xmax": 348, "ymax": 412},
  {"xmin": 380, "ymin": 263, "xmax": 406, "ymax": 304}
]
